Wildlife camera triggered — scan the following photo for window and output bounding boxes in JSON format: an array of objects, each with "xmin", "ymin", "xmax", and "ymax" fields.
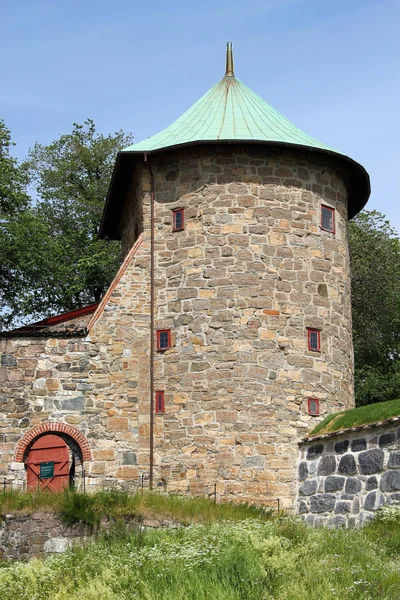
[
  {"xmin": 321, "ymin": 205, "xmax": 335, "ymax": 233},
  {"xmin": 157, "ymin": 329, "xmax": 171, "ymax": 351},
  {"xmin": 155, "ymin": 390, "xmax": 165, "ymax": 414},
  {"xmin": 308, "ymin": 397, "xmax": 320, "ymax": 416},
  {"xmin": 307, "ymin": 329, "xmax": 321, "ymax": 352},
  {"xmin": 172, "ymin": 209, "xmax": 185, "ymax": 231}
]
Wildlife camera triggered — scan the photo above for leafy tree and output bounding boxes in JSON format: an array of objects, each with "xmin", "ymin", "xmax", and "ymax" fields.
[
  {"xmin": 349, "ymin": 210, "xmax": 400, "ymax": 405},
  {"xmin": 0, "ymin": 120, "xmax": 132, "ymax": 329},
  {"xmin": 0, "ymin": 119, "xmax": 29, "ymax": 215}
]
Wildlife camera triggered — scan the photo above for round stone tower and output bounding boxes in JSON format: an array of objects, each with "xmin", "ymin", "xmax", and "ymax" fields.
[{"xmin": 100, "ymin": 43, "xmax": 370, "ymax": 506}]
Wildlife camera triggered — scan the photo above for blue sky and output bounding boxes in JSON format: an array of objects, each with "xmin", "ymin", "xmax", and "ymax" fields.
[{"xmin": 1, "ymin": 0, "xmax": 399, "ymax": 231}]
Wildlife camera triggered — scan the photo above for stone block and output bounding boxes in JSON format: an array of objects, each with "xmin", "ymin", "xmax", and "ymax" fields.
[
  {"xmin": 350, "ymin": 438, "xmax": 367, "ymax": 452},
  {"xmin": 345, "ymin": 478, "xmax": 361, "ymax": 494},
  {"xmin": 56, "ymin": 396, "xmax": 85, "ymax": 411},
  {"xmin": 379, "ymin": 433, "xmax": 396, "ymax": 448},
  {"xmin": 243, "ymin": 456, "xmax": 264, "ymax": 467},
  {"xmin": 335, "ymin": 501, "xmax": 351, "ymax": 514},
  {"xmin": 338, "ymin": 454, "xmax": 357, "ymax": 475},
  {"xmin": 366, "ymin": 476, "xmax": 378, "ymax": 491},
  {"xmin": 298, "ymin": 461, "xmax": 308, "ymax": 481},
  {"xmin": 310, "ymin": 494, "xmax": 336, "ymax": 514},
  {"xmin": 298, "ymin": 500, "xmax": 308, "ymax": 514},
  {"xmin": 359, "ymin": 449, "xmax": 384, "ymax": 475},
  {"xmin": 108, "ymin": 417, "xmax": 129, "ymax": 432},
  {"xmin": 364, "ymin": 491, "xmax": 385, "ymax": 511},
  {"xmin": 388, "ymin": 451, "xmax": 400, "ymax": 468},
  {"xmin": 317, "ymin": 455, "xmax": 336, "ymax": 476},
  {"xmin": 307, "ymin": 444, "xmax": 324, "ymax": 459},
  {"xmin": 334, "ymin": 440, "xmax": 349, "ymax": 454},
  {"xmin": 1, "ymin": 354, "xmax": 17, "ymax": 366},
  {"xmin": 380, "ymin": 470, "xmax": 400, "ymax": 492},
  {"xmin": 299, "ymin": 479, "xmax": 317, "ymax": 496},
  {"xmin": 325, "ymin": 476, "xmax": 345, "ymax": 492},
  {"xmin": 122, "ymin": 451, "xmax": 137, "ymax": 465},
  {"xmin": 115, "ymin": 466, "xmax": 139, "ymax": 480}
]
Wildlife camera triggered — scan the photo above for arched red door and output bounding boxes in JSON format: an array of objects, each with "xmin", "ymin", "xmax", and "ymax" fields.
[{"xmin": 25, "ymin": 434, "xmax": 69, "ymax": 492}]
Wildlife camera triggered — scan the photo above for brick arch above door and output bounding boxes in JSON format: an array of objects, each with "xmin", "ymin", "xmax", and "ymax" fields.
[{"xmin": 14, "ymin": 422, "xmax": 92, "ymax": 462}]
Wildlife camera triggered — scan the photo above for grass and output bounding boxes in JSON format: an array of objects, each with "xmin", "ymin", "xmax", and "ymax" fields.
[
  {"xmin": 309, "ymin": 398, "xmax": 400, "ymax": 437},
  {"xmin": 0, "ymin": 489, "xmax": 272, "ymax": 528},
  {"xmin": 1, "ymin": 507, "xmax": 400, "ymax": 599}
]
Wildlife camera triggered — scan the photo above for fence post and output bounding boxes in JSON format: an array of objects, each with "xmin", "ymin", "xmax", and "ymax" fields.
[
  {"xmin": 214, "ymin": 483, "xmax": 217, "ymax": 504},
  {"xmin": 3, "ymin": 478, "xmax": 6, "ymax": 494},
  {"xmin": 83, "ymin": 469, "xmax": 86, "ymax": 494},
  {"xmin": 277, "ymin": 498, "xmax": 280, "ymax": 514},
  {"xmin": 141, "ymin": 473, "xmax": 144, "ymax": 496}
]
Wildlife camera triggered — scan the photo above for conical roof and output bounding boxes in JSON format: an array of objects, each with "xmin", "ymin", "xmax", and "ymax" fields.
[
  {"xmin": 100, "ymin": 43, "xmax": 370, "ymax": 239},
  {"xmin": 124, "ymin": 71, "xmax": 333, "ymax": 155}
]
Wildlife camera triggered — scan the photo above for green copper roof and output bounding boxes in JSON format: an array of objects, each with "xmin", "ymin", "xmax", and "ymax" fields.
[
  {"xmin": 123, "ymin": 75, "xmax": 335, "ymax": 155},
  {"xmin": 100, "ymin": 43, "xmax": 370, "ymax": 239}
]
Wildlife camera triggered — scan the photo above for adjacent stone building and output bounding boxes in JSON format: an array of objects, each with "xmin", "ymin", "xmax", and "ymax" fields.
[{"xmin": 0, "ymin": 44, "xmax": 370, "ymax": 508}]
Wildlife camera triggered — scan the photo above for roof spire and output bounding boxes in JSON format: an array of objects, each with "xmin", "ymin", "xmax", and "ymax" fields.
[{"xmin": 225, "ymin": 41, "xmax": 234, "ymax": 77}]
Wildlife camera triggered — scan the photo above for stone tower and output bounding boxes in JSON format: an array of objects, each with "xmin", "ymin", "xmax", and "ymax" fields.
[
  {"xmin": 98, "ymin": 43, "xmax": 370, "ymax": 505},
  {"xmin": 0, "ymin": 44, "xmax": 370, "ymax": 507}
]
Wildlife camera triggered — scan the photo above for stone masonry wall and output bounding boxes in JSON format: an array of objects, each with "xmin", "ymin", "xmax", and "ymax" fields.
[
  {"xmin": 1, "ymin": 145, "xmax": 354, "ymax": 508},
  {"xmin": 297, "ymin": 421, "xmax": 400, "ymax": 527},
  {"xmin": 135, "ymin": 146, "xmax": 354, "ymax": 507}
]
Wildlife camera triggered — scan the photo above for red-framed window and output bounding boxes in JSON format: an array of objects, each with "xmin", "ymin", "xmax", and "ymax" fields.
[
  {"xmin": 172, "ymin": 209, "xmax": 185, "ymax": 231},
  {"xmin": 308, "ymin": 397, "xmax": 320, "ymax": 416},
  {"xmin": 155, "ymin": 390, "xmax": 165, "ymax": 414},
  {"xmin": 157, "ymin": 329, "xmax": 171, "ymax": 351},
  {"xmin": 321, "ymin": 205, "xmax": 335, "ymax": 233},
  {"xmin": 307, "ymin": 329, "xmax": 321, "ymax": 352}
]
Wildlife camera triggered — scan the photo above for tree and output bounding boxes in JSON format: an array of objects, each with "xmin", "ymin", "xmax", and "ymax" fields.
[
  {"xmin": 0, "ymin": 120, "xmax": 132, "ymax": 329},
  {"xmin": 349, "ymin": 210, "xmax": 400, "ymax": 405},
  {"xmin": 0, "ymin": 119, "xmax": 29, "ymax": 215}
]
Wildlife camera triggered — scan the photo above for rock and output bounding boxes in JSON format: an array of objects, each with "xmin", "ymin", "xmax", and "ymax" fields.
[
  {"xmin": 351, "ymin": 438, "xmax": 367, "ymax": 452},
  {"xmin": 334, "ymin": 440, "xmax": 349, "ymax": 454},
  {"xmin": 298, "ymin": 500, "xmax": 308, "ymax": 514},
  {"xmin": 335, "ymin": 501, "xmax": 351, "ymax": 514},
  {"xmin": 325, "ymin": 476, "xmax": 345, "ymax": 492},
  {"xmin": 122, "ymin": 452, "xmax": 137, "ymax": 465},
  {"xmin": 338, "ymin": 454, "xmax": 357, "ymax": 475},
  {"xmin": 364, "ymin": 491, "xmax": 385, "ymax": 511},
  {"xmin": 56, "ymin": 396, "xmax": 85, "ymax": 411},
  {"xmin": 332, "ymin": 515, "xmax": 346, "ymax": 527},
  {"xmin": 345, "ymin": 478, "xmax": 361, "ymax": 494},
  {"xmin": 380, "ymin": 470, "xmax": 400, "ymax": 492},
  {"xmin": 298, "ymin": 461, "xmax": 308, "ymax": 481},
  {"xmin": 310, "ymin": 494, "xmax": 336, "ymax": 514},
  {"xmin": 317, "ymin": 455, "xmax": 336, "ymax": 476},
  {"xmin": 387, "ymin": 493, "xmax": 400, "ymax": 505},
  {"xmin": 365, "ymin": 476, "xmax": 378, "ymax": 491},
  {"xmin": 243, "ymin": 456, "xmax": 264, "ymax": 467},
  {"xmin": 358, "ymin": 449, "xmax": 384, "ymax": 475},
  {"xmin": 299, "ymin": 480, "xmax": 318, "ymax": 496},
  {"xmin": 379, "ymin": 433, "xmax": 396, "ymax": 448},
  {"xmin": 307, "ymin": 444, "xmax": 324, "ymax": 459},
  {"xmin": 388, "ymin": 452, "xmax": 400, "ymax": 468},
  {"xmin": 44, "ymin": 538, "xmax": 71, "ymax": 554},
  {"xmin": 1, "ymin": 354, "xmax": 17, "ymax": 366}
]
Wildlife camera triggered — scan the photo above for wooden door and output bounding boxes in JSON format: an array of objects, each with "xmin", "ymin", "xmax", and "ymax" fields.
[{"xmin": 26, "ymin": 434, "xmax": 69, "ymax": 492}]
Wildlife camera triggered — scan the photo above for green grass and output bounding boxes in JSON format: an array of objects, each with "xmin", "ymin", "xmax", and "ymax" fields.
[
  {"xmin": 1, "ymin": 509, "xmax": 400, "ymax": 599},
  {"xmin": 309, "ymin": 398, "xmax": 400, "ymax": 437},
  {"xmin": 0, "ymin": 489, "xmax": 272, "ymax": 528}
]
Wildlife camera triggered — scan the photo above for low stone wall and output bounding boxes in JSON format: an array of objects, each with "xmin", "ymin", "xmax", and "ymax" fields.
[
  {"xmin": 0, "ymin": 512, "xmax": 88, "ymax": 561},
  {"xmin": 0, "ymin": 512, "xmax": 176, "ymax": 561},
  {"xmin": 297, "ymin": 419, "xmax": 400, "ymax": 527}
]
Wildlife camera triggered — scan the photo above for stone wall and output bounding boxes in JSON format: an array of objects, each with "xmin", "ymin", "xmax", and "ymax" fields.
[
  {"xmin": 0, "ymin": 512, "xmax": 88, "ymax": 561},
  {"xmin": 297, "ymin": 420, "xmax": 400, "ymax": 526},
  {"xmin": 1, "ymin": 145, "xmax": 354, "ymax": 508}
]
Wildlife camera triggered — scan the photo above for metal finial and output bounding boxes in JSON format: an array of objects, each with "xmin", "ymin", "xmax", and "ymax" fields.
[{"xmin": 225, "ymin": 42, "xmax": 234, "ymax": 77}]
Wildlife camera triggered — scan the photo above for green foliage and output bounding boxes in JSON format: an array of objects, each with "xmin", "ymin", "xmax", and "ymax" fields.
[
  {"xmin": 0, "ymin": 490, "xmax": 272, "ymax": 527},
  {"xmin": 0, "ymin": 119, "xmax": 29, "ymax": 216},
  {"xmin": 309, "ymin": 398, "xmax": 400, "ymax": 437},
  {"xmin": 1, "ymin": 517, "xmax": 400, "ymax": 599},
  {"xmin": 349, "ymin": 211, "xmax": 400, "ymax": 405},
  {"xmin": 0, "ymin": 119, "xmax": 132, "ymax": 329}
]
